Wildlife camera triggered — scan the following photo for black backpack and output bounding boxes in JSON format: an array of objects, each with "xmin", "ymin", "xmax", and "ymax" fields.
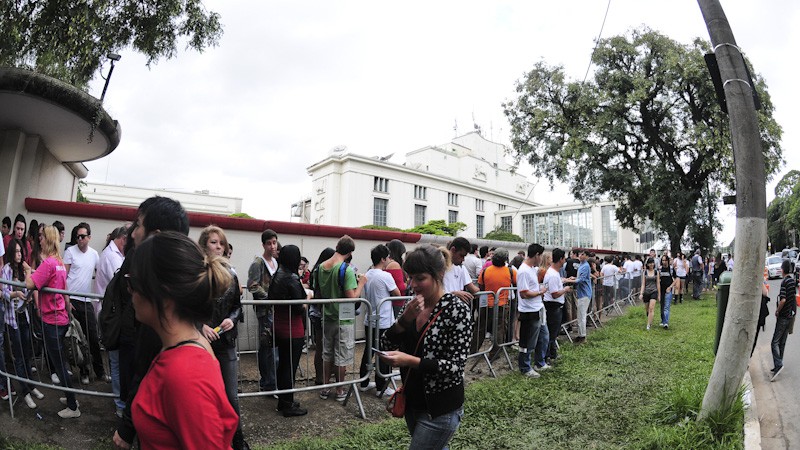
[{"xmin": 99, "ymin": 268, "xmax": 124, "ymax": 350}]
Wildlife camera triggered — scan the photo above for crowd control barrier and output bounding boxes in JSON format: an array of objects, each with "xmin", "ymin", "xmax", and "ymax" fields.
[
  {"xmin": 371, "ymin": 296, "xmax": 412, "ymax": 390},
  {"xmin": 0, "ymin": 278, "xmax": 114, "ymax": 419},
  {"xmin": 467, "ymin": 291, "xmax": 498, "ymax": 377}
]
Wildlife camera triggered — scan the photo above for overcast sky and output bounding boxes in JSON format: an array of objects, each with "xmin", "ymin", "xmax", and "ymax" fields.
[{"xmin": 84, "ymin": 0, "xmax": 799, "ymax": 247}]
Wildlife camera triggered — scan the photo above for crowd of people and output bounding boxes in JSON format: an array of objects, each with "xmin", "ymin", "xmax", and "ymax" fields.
[{"xmin": 0, "ymin": 200, "xmax": 754, "ymax": 450}]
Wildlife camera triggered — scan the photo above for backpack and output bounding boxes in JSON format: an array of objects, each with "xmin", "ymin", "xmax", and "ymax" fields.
[
  {"xmin": 99, "ymin": 268, "xmax": 123, "ymax": 350},
  {"xmin": 65, "ymin": 312, "xmax": 90, "ymax": 371}
]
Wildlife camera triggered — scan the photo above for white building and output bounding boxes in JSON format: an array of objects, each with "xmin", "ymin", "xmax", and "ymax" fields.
[
  {"xmin": 306, "ymin": 132, "xmax": 540, "ymax": 239},
  {"xmin": 81, "ymin": 181, "xmax": 243, "ymax": 216}
]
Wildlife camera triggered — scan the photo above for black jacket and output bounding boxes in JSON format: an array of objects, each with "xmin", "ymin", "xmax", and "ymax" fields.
[{"xmin": 206, "ymin": 270, "xmax": 243, "ymax": 350}]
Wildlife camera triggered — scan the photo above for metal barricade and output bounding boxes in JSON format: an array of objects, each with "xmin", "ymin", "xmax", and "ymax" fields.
[
  {"xmin": 0, "ymin": 278, "xmax": 114, "ymax": 419},
  {"xmin": 371, "ymin": 296, "xmax": 412, "ymax": 391},
  {"xmin": 239, "ymin": 297, "xmax": 373, "ymax": 419},
  {"xmin": 467, "ymin": 291, "xmax": 498, "ymax": 378},
  {"xmin": 493, "ymin": 286, "xmax": 519, "ymax": 371}
]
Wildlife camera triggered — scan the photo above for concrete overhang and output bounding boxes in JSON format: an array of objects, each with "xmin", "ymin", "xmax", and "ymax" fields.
[{"xmin": 0, "ymin": 67, "xmax": 121, "ymax": 163}]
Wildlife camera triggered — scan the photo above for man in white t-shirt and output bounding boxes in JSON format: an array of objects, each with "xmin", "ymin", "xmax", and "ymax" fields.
[
  {"xmin": 463, "ymin": 244, "xmax": 483, "ymax": 281},
  {"xmin": 442, "ymin": 237, "xmax": 479, "ymax": 301},
  {"xmin": 600, "ymin": 255, "xmax": 619, "ymax": 317},
  {"xmin": 631, "ymin": 255, "xmax": 643, "ymax": 297},
  {"xmin": 517, "ymin": 243, "xmax": 548, "ymax": 377},
  {"xmin": 542, "ymin": 248, "xmax": 572, "ymax": 361},
  {"xmin": 359, "ymin": 244, "xmax": 401, "ymax": 396},
  {"xmin": 621, "ymin": 254, "xmax": 636, "ymax": 301},
  {"xmin": 64, "ymin": 222, "xmax": 104, "ymax": 385}
]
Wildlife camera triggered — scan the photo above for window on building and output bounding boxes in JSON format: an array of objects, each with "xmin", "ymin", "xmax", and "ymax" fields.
[
  {"xmin": 414, "ymin": 185, "xmax": 427, "ymax": 200},
  {"xmin": 501, "ymin": 216, "xmax": 512, "ymax": 232},
  {"xmin": 449, "ymin": 210, "xmax": 459, "ymax": 224},
  {"xmin": 602, "ymin": 205, "xmax": 618, "ymax": 249},
  {"xmin": 499, "ymin": 204, "xmax": 507, "ymax": 211},
  {"xmin": 475, "ymin": 199, "xmax": 484, "ymax": 212},
  {"xmin": 374, "ymin": 177, "xmax": 389, "ymax": 193},
  {"xmin": 448, "ymin": 192, "xmax": 459, "ymax": 206},
  {"xmin": 373, "ymin": 198, "xmax": 388, "ymax": 226},
  {"xmin": 476, "ymin": 215, "xmax": 484, "ymax": 238},
  {"xmin": 414, "ymin": 204, "xmax": 426, "ymax": 227}
]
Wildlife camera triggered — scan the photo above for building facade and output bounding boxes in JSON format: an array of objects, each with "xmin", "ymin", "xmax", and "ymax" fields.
[
  {"xmin": 81, "ymin": 182, "xmax": 243, "ymax": 216},
  {"xmin": 306, "ymin": 132, "xmax": 540, "ymax": 239}
]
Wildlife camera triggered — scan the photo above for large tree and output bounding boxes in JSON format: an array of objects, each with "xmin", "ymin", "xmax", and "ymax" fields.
[
  {"xmin": 0, "ymin": 0, "xmax": 223, "ymax": 88},
  {"xmin": 767, "ymin": 169, "xmax": 800, "ymax": 251},
  {"xmin": 503, "ymin": 28, "xmax": 782, "ymax": 254}
]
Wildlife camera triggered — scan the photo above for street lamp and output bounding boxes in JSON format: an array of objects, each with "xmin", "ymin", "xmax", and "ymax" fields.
[{"xmin": 99, "ymin": 53, "xmax": 121, "ymax": 103}]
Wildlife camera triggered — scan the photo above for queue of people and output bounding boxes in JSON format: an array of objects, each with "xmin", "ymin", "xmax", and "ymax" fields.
[{"xmin": 1, "ymin": 201, "xmax": 744, "ymax": 450}]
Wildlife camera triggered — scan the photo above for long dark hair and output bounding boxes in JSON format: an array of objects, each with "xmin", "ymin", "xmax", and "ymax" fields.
[
  {"xmin": 386, "ymin": 239, "xmax": 406, "ymax": 265},
  {"xmin": 278, "ymin": 244, "xmax": 302, "ymax": 274},
  {"xmin": 130, "ymin": 231, "xmax": 231, "ymax": 327},
  {"xmin": 6, "ymin": 238, "xmax": 26, "ymax": 281}
]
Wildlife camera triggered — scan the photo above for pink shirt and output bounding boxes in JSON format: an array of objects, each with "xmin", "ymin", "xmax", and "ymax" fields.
[{"xmin": 30, "ymin": 256, "xmax": 69, "ymax": 326}]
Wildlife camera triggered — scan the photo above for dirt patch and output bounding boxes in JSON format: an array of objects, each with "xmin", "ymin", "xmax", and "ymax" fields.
[{"xmin": 1, "ymin": 321, "xmax": 608, "ymax": 449}]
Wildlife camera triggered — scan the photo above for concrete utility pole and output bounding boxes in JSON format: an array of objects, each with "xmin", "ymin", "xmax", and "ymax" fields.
[{"xmin": 696, "ymin": 0, "xmax": 767, "ymax": 420}]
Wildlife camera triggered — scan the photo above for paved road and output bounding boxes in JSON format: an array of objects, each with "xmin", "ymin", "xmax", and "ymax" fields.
[{"xmin": 750, "ymin": 278, "xmax": 798, "ymax": 450}]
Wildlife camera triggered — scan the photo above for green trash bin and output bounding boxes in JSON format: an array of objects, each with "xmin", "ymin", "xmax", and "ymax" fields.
[{"xmin": 714, "ymin": 271, "xmax": 733, "ymax": 355}]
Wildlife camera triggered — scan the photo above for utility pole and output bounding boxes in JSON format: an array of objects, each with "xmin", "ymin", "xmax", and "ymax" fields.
[{"xmin": 696, "ymin": 0, "xmax": 767, "ymax": 420}]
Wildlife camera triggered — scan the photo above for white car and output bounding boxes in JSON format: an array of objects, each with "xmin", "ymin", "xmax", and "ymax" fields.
[{"xmin": 765, "ymin": 255, "xmax": 783, "ymax": 279}]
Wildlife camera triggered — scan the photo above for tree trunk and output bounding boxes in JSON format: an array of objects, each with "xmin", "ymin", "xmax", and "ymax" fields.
[{"xmin": 696, "ymin": 0, "xmax": 767, "ymax": 420}]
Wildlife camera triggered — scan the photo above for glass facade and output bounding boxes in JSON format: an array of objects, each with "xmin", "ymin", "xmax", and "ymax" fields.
[
  {"xmin": 476, "ymin": 215, "xmax": 484, "ymax": 238},
  {"xmin": 522, "ymin": 208, "xmax": 594, "ymax": 248},
  {"xmin": 602, "ymin": 205, "xmax": 618, "ymax": 249}
]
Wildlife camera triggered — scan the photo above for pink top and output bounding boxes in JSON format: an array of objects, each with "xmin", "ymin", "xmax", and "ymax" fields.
[{"xmin": 30, "ymin": 256, "xmax": 69, "ymax": 326}]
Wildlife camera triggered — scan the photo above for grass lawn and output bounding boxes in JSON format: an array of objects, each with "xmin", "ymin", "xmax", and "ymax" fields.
[{"xmin": 268, "ymin": 292, "xmax": 744, "ymax": 449}]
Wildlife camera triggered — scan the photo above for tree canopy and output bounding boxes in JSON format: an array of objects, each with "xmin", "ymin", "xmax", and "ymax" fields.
[
  {"xmin": 767, "ymin": 170, "xmax": 800, "ymax": 251},
  {"xmin": 405, "ymin": 220, "xmax": 467, "ymax": 236},
  {"xmin": 0, "ymin": 0, "xmax": 223, "ymax": 88},
  {"xmin": 503, "ymin": 28, "xmax": 782, "ymax": 254},
  {"xmin": 483, "ymin": 228, "xmax": 524, "ymax": 242}
]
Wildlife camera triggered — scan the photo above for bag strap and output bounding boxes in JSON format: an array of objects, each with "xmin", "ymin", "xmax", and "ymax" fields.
[{"xmin": 401, "ymin": 305, "xmax": 447, "ymax": 386}]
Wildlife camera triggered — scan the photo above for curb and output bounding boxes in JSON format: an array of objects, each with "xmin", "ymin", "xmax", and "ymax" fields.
[{"xmin": 743, "ymin": 370, "xmax": 761, "ymax": 450}]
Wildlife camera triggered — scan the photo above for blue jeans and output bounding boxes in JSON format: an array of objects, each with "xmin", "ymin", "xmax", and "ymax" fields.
[
  {"xmin": 108, "ymin": 350, "xmax": 125, "ymax": 410},
  {"xmin": 661, "ymin": 292, "xmax": 672, "ymax": 325},
  {"xmin": 7, "ymin": 319, "xmax": 35, "ymax": 395},
  {"xmin": 772, "ymin": 316, "xmax": 792, "ymax": 370},
  {"xmin": 517, "ymin": 312, "xmax": 542, "ymax": 373},
  {"xmin": 42, "ymin": 322, "xmax": 77, "ymax": 410},
  {"xmin": 405, "ymin": 407, "xmax": 463, "ymax": 450},
  {"xmin": 257, "ymin": 315, "xmax": 278, "ymax": 391},
  {"xmin": 534, "ymin": 321, "xmax": 549, "ymax": 368}
]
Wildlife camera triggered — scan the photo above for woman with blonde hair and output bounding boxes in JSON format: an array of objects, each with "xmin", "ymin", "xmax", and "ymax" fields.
[
  {"xmin": 23, "ymin": 226, "xmax": 78, "ymax": 418},
  {"xmin": 198, "ymin": 226, "xmax": 248, "ymax": 449}
]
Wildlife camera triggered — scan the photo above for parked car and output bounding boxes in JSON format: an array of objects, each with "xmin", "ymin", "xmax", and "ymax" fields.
[{"xmin": 765, "ymin": 255, "xmax": 783, "ymax": 279}]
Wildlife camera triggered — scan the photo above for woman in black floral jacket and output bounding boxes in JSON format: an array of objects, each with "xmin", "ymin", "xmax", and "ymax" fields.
[{"xmin": 381, "ymin": 245, "xmax": 473, "ymax": 449}]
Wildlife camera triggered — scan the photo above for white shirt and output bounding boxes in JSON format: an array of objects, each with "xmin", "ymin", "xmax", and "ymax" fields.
[
  {"xmin": 463, "ymin": 254, "xmax": 483, "ymax": 281},
  {"xmin": 64, "ymin": 245, "xmax": 99, "ymax": 302},
  {"xmin": 517, "ymin": 262, "xmax": 543, "ymax": 313},
  {"xmin": 601, "ymin": 264, "xmax": 619, "ymax": 286},
  {"xmin": 95, "ymin": 240, "xmax": 124, "ymax": 296},
  {"xmin": 726, "ymin": 258, "xmax": 734, "ymax": 271},
  {"xmin": 363, "ymin": 268, "xmax": 397, "ymax": 329},
  {"xmin": 0, "ymin": 238, "xmax": 4, "ymax": 259},
  {"xmin": 674, "ymin": 258, "xmax": 688, "ymax": 277},
  {"xmin": 622, "ymin": 260, "xmax": 636, "ymax": 279},
  {"xmin": 631, "ymin": 260, "xmax": 643, "ymax": 277},
  {"xmin": 543, "ymin": 266, "xmax": 565, "ymax": 305},
  {"xmin": 443, "ymin": 264, "xmax": 471, "ymax": 293}
]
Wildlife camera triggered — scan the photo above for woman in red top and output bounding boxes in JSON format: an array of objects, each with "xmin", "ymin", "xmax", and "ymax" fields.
[
  {"xmin": 24, "ymin": 225, "xmax": 78, "ymax": 418},
  {"xmin": 386, "ymin": 239, "xmax": 408, "ymax": 317},
  {"xmin": 268, "ymin": 244, "xmax": 308, "ymax": 417},
  {"xmin": 127, "ymin": 232, "xmax": 237, "ymax": 449}
]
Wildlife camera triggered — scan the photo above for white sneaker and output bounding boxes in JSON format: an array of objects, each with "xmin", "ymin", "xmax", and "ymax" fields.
[
  {"xmin": 358, "ymin": 381, "xmax": 376, "ymax": 392},
  {"xmin": 57, "ymin": 407, "xmax": 81, "ymax": 418},
  {"xmin": 51, "ymin": 373, "xmax": 60, "ymax": 384},
  {"xmin": 24, "ymin": 393, "xmax": 37, "ymax": 409},
  {"xmin": 80, "ymin": 376, "xmax": 90, "ymax": 385},
  {"xmin": 30, "ymin": 366, "xmax": 37, "ymax": 374},
  {"xmin": 536, "ymin": 363, "xmax": 552, "ymax": 371},
  {"xmin": 524, "ymin": 369, "xmax": 541, "ymax": 378},
  {"xmin": 378, "ymin": 387, "xmax": 396, "ymax": 398},
  {"xmin": 31, "ymin": 388, "xmax": 44, "ymax": 400}
]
